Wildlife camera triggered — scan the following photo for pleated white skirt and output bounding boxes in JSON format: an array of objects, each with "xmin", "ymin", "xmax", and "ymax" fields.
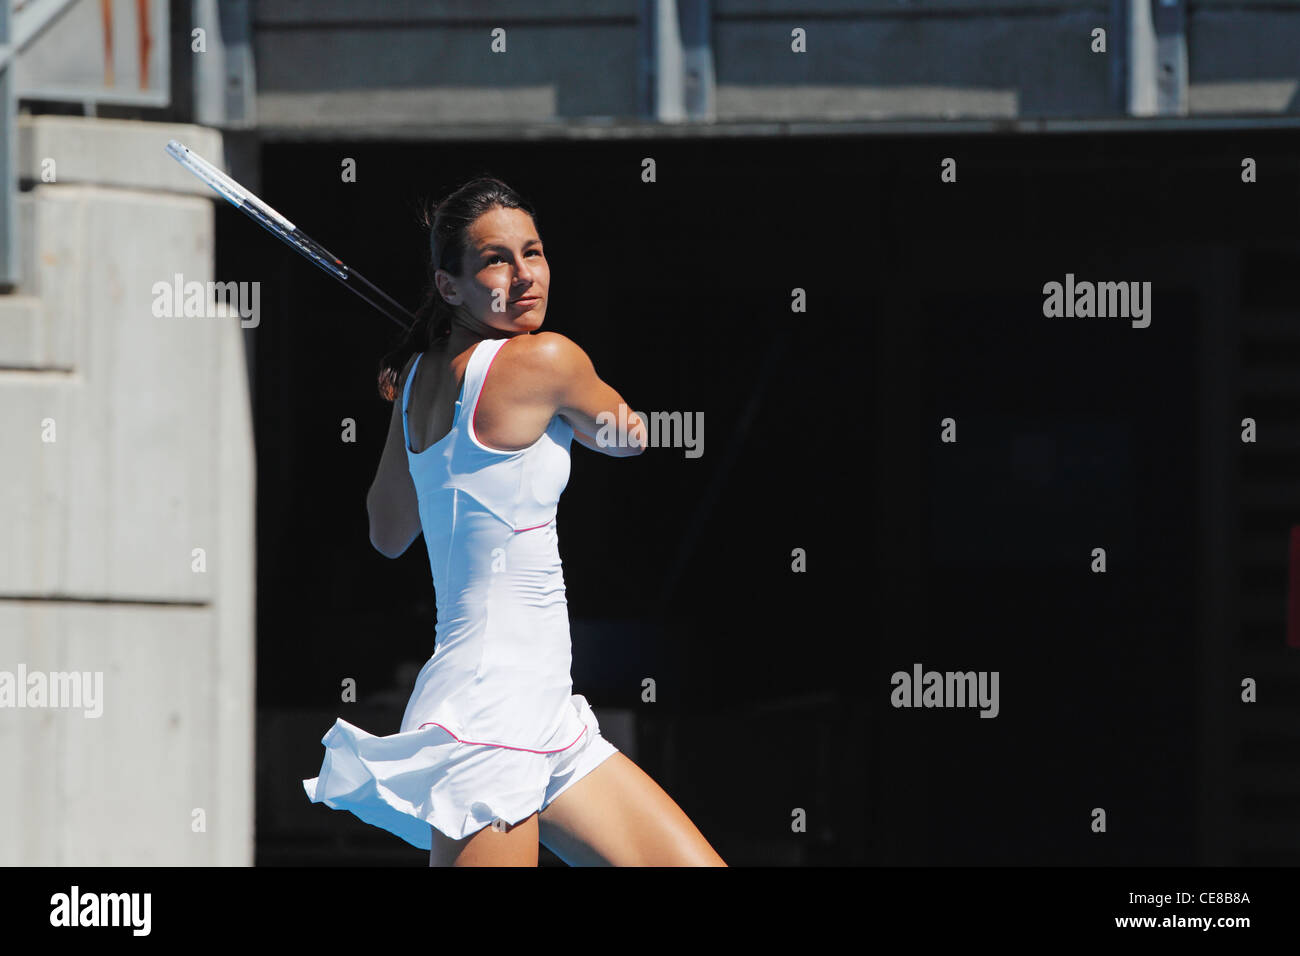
[{"xmin": 302, "ymin": 692, "xmax": 618, "ymax": 848}]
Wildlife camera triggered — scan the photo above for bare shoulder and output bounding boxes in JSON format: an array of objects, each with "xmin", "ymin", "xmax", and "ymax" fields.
[
  {"xmin": 508, "ymin": 331, "xmax": 586, "ymax": 365},
  {"xmin": 503, "ymin": 331, "xmax": 592, "ymax": 380}
]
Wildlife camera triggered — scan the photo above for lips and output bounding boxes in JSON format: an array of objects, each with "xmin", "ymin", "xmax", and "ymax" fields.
[{"xmin": 512, "ymin": 296, "xmax": 540, "ymax": 305}]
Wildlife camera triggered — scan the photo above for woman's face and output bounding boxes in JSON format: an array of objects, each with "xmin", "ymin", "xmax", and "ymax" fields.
[{"xmin": 436, "ymin": 206, "xmax": 549, "ymax": 335}]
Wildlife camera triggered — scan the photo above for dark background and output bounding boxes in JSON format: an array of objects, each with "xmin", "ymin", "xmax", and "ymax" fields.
[{"xmin": 221, "ymin": 129, "xmax": 1300, "ymax": 865}]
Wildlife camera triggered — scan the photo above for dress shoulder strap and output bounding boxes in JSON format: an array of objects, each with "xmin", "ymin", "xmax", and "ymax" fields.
[
  {"xmin": 456, "ymin": 337, "xmax": 513, "ymax": 431},
  {"xmin": 400, "ymin": 352, "xmax": 423, "ymax": 453}
]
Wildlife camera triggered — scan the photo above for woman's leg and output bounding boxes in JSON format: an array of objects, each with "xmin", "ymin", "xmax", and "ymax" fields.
[
  {"xmin": 429, "ymin": 812, "xmax": 540, "ymax": 866},
  {"xmin": 537, "ymin": 751, "xmax": 726, "ymax": 866}
]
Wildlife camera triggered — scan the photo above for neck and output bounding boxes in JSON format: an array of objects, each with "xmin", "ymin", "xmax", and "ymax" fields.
[{"xmin": 445, "ymin": 313, "xmax": 522, "ymax": 349}]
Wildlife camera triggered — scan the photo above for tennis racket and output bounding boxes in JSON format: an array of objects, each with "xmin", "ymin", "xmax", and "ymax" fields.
[{"xmin": 164, "ymin": 139, "xmax": 415, "ymax": 331}]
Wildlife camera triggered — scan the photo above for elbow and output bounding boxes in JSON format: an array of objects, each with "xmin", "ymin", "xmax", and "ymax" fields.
[
  {"xmin": 369, "ymin": 529, "xmax": 401, "ymax": 560},
  {"xmin": 366, "ymin": 494, "xmax": 405, "ymax": 559},
  {"xmin": 368, "ymin": 521, "xmax": 399, "ymax": 559},
  {"xmin": 370, "ymin": 525, "xmax": 413, "ymax": 559},
  {"xmin": 605, "ymin": 436, "xmax": 645, "ymax": 458}
]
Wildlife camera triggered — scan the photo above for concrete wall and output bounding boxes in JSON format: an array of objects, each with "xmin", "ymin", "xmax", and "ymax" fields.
[
  {"xmin": 0, "ymin": 117, "xmax": 254, "ymax": 865},
  {"xmin": 245, "ymin": 0, "xmax": 1300, "ymax": 135}
]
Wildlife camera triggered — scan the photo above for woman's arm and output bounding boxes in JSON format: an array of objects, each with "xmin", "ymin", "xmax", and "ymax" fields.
[
  {"xmin": 367, "ymin": 359, "xmax": 422, "ymax": 558},
  {"xmin": 569, "ymin": 423, "xmax": 642, "ymax": 457},
  {"xmin": 528, "ymin": 332, "xmax": 646, "ymax": 458}
]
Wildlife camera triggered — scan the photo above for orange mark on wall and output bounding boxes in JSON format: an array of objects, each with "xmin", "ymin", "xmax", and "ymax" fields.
[
  {"xmin": 137, "ymin": 0, "xmax": 152, "ymax": 89},
  {"xmin": 100, "ymin": 0, "xmax": 114, "ymax": 87},
  {"xmin": 100, "ymin": 1, "xmax": 151, "ymax": 90}
]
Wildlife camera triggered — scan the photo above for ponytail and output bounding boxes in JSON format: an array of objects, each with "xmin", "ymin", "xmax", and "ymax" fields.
[{"xmin": 376, "ymin": 259, "xmax": 453, "ymax": 402}]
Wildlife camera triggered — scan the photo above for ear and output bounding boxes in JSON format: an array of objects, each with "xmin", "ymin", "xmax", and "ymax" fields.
[{"xmin": 434, "ymin": 269, "xmax": 460, "ymax": 305}]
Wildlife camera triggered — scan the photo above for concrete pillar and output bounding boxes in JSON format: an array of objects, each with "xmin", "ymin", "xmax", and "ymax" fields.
[{"xmin": 0, "ymin": 116, "xmax": 254, "ymax": 865}]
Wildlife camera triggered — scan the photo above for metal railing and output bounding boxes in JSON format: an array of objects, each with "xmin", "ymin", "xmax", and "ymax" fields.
[
  {"xmin": 0, "ymin": 0, "xmax": 170, "ymax": 288},
  {"xmin": 1, "ymin": 1, "xmax": 15, "ymax": 287}
]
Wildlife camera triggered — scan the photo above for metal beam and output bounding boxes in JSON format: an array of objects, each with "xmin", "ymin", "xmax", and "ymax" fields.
[
  {"xmin": 1127, "ymin": 0, "xmax": 1188, "ymax": 117},
  {"xmin": 1152, "ymin": 0, "xmax": 1188, "ymax": 116},
  {"xmin": 255, "ymin": 113, "xmax": 1300, "ymax": 143},
  {"xmin": 192, "ymin": 0, "xmax": 255, "ymax": 128},
  {"xmin": 7, "ymin": 0, "xmax": 81, "ymax": 65},
  {"xmin": 680, "ymin": 0, "xmax": 714, "ymax": 121},
  {"xmin": 0, "ymin": 0, "xmax": 15, "ymax": 288},
  {"xmin": 641, "ymin": 0, "xmax": 715, "ymax": 122}
]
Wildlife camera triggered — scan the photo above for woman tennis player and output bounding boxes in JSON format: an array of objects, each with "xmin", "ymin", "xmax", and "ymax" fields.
[{"xmin": 303, "ymin": 177, "xmax": 726, "ymax": 867}]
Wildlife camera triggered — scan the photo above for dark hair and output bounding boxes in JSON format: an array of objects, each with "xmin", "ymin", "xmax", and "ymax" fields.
[{"xmin": 377, "ymin": 176, "xmax": 538, "ymax": 401}]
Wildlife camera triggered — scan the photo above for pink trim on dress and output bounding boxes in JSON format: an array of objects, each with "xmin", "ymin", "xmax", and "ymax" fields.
[{"xmin": 416, "ymin": 719, "xmax": 588, "ymax": 754}]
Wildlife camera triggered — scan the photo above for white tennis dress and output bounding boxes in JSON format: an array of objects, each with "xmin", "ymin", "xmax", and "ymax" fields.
[{"xmin": 303, "ymin": 336, "xmax": 618, "ymax": 848}]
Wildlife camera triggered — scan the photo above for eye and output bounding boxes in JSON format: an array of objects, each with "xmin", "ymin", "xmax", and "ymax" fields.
[{"xmin": 487, "ymin": 250, "xmax": 542, "ymax": 265}]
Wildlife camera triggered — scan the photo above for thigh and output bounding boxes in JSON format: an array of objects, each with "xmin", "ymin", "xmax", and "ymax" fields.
[
  {"xmin": 537, "ymin": 751, "xmax": 726, "ymax": 866},
  {"xmin": 429, "ymin": 812, "xmax": 539, "ymax": 867}
]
